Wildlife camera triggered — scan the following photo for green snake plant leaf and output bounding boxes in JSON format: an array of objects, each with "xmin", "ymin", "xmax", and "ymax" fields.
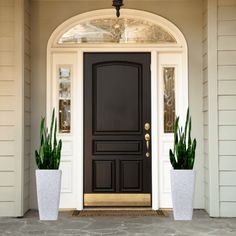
[
  {"xmin": 35, "ymin": 108, "xmax": 62, "ymax": 169},
  {"xmin": 173, "ymin": 117, "xmax": 179, "ymax": 154},
  {"xmin": 169, "ymin": 149, "xmax": 177, "ymax": 169},
  {"xmin": 54, "ymin": 117, "xmax": 58, "ymax": 149},
  {"xmin": 188, "ymin": 117, "xmax": 192, "ymax": 147},
  {"xmin": 169, "ymin": 108, "xmax": 197, "ymax": 169},
  {"xmin": 40, "ymin": 118, "xmax": 45, "ymax": 146},
  {"xmin": 184, "ymin": 108, "xmax": 189, "ymax": 143},
  {"xmin": 49, "ymin": 109, "xmax": 55, "ymax": 148}
]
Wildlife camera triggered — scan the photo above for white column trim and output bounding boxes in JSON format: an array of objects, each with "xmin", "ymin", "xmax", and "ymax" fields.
[
  {"xmin": 207, "ymin": 0, "xmax": 219, "ymax": 217},
  {"xmin": 151, "ymin": 50, "xmax": 159, "ymax": 210}
]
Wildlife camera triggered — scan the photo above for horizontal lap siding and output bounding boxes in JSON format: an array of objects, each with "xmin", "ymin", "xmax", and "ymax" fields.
[
  {"xmin": 220, "ymin": 156, "xmax": 236, "ymax": 170},
  {"xmin": 218, "ymin": 52, "xmax": 236, "ymax": 65},
  {"xmin": 0, "ymin": 202, "xmax": 15, "ymax": 216},
  {"xmin": 218, "ymin": 36, "xmax": 236, "ymax": 50},
  {"xmin": 23, "ymin": 0, "xmax": 31, "ymax": 214},
  {"xmin": 203, "ymin": 0, "xmax": 209, "ymax": 214},
  {"xmin": 0, "ymin": 0, "xmax": 26, "ymax": 216},
  {"xmin": 0, "ymin": 3, "xmax": 16, "ymax": 216},
  {"xmin": 220, "ymin": 202, "xmax": 236, "ymax": 217},
  {"xmin": 218, "ymin": 0, "xmax": 236, "ymax": 216},
  {"xmin": 0, "ymin": 156, "xmax": 15, "ymax": 171}
]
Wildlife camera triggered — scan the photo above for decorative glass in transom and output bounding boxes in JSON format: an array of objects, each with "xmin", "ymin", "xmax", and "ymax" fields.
[{"xmin": 58, "ymin": 17, "xmax": 177, "ymax": 44}]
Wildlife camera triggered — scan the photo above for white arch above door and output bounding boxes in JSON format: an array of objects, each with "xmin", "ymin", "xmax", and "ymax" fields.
[
  {"xmin": 47, "ymin": 9, "xmax": 188, "ymax": 210},
  {"xmin": 48, "ymin": 9, "xmax": 187, "ymax": 49}
]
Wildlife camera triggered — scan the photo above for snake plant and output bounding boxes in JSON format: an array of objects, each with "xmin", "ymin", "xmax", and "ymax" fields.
[
  {"xmin": 35, "ymin": 109, "xmax": 62, "ymax": 169},
  {"xmin": 169, "ymin": 108, "xmax": 197, "ymax": 169}
]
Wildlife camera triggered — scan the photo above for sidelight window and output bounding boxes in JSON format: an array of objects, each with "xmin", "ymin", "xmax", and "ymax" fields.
[
  {"xmin": 58, "ymin": 66, "xmax": 71, "ymax": 133},
  {"xmin": 163, "ymin": 67, "xmax": 175, "ymax": 133}
]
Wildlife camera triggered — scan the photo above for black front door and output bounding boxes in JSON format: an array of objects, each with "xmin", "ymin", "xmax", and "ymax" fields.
[{"xmin": 84, "ymin": 53, "xmax": 151, "ymax": 206}]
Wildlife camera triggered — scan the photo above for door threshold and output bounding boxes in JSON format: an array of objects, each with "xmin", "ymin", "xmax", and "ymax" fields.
[
  {"xmin": 83, "ymin": 207, "xmax": 153, "ymax": 211},
  {"xmin": 84, "ymin": 193, "xmax": 151, "ymax": 207}
]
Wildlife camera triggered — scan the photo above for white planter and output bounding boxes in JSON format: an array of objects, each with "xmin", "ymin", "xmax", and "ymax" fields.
[
  {"xmin": 170, "ymin": 169, "xmax": 196, "ymax": 220},
  {"xmin": 36, "ymin": 169, "xmax": 62, "ymax": 220}
]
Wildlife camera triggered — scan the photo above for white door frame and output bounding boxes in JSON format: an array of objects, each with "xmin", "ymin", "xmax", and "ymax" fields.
[{"xmin": 47, "ymin": 9, "xmax": 188, "ymax": 210}]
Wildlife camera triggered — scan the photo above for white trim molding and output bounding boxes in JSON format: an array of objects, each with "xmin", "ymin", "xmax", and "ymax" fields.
[
  {"xmin": 207, "ymin": 0, "xmax": 219, "ymax": 217},
  {"xmin": 47, "ymin": 9, "xmax": 187, "ymax": 50}
]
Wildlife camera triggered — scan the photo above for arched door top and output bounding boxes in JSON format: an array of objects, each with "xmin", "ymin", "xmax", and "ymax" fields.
[{"xmin": 48, "ymin": 9, "xmax": 187, "ymax": 49}]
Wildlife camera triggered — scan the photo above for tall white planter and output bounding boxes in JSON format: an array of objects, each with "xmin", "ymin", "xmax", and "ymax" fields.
[
  {"xmin": 36, "ymin": 170, "xmax": 62, "ymax": 220},
  {"xmin": 170, "ymin": 170, "xmax": 196, "ymax": 220}
]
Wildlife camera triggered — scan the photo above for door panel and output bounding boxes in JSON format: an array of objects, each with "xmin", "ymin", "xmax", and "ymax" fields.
[
  {"xmin": 93, "ymin": 160, "xmax": 115, "ymax": 192},
  {"xmin": 93, "ymin": 141, "xmax": 142, "ymax": 155},
  {"xmin": 84, "ymin": 53, "xmax": 151, "ymax": 205},
  {"xmin": 94, "ymin": 62, "xmax": 141, "ymax": 133},
  {"xmin": 120, "ymin": 160, "xmax": 142, "ymax": 192}
]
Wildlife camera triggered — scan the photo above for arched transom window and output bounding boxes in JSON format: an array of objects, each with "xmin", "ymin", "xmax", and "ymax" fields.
[{"xmin": 58, "ymin": 17, "xmax": 177, "ymax": 44}]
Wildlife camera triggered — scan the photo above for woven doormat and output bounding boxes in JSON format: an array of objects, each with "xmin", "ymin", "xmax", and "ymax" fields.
[{"xmin": 72, "ymin": 210, "xmax": 168, "ymax": 217}]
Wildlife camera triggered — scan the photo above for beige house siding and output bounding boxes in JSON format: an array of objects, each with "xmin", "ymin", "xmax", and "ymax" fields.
[
  {"xmin": 218, "ymin": 0, "xmax": 236, "ymax": 217},
  {"xmin": 0, "ymin": 0, "xmax": 19, "ymax": 216},
  {"xmin": 203, "ymin": 0, "xmax": 210, "ymax": 214},
  {"xmin": 0, "ymin": 0, "xmax": 29, "ymax": 216},
  {"xmin": 23, "ymin": 0, "xmax": 31, "ymax": 214}
]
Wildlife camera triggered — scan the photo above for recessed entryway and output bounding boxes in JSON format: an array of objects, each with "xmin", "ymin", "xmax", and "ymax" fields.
[{"xmin": 47, "ymin": 9, "xmax": 188, "ymax": 210}]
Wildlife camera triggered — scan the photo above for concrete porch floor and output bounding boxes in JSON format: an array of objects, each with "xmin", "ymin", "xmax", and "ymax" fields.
[{"xmin": 0, "ymin": 210, "xmax": 236, "ymax": 236}]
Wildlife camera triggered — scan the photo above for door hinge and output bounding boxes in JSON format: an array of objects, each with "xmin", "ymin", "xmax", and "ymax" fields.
[{"xmin": 150, "ymin": 64, "xmax": 152, "ymax": 72}]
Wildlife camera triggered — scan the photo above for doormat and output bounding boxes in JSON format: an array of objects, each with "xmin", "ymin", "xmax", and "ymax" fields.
[{"xmin": 72, "ymin": 210, "xmax": 168, "ymax": 217}]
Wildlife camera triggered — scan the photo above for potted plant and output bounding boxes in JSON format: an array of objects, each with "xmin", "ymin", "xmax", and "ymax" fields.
[
  {"xmin": 35, "ymin": 109, "xmax": 62, "ymax": 220},
  {"xmin": 169, "ymin": 108, "xmax": 197, "ymax": 220}
]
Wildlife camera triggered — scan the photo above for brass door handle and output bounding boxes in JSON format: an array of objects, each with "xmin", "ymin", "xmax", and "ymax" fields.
[{"xmin": 145, "ymin": 133, "xmax": 150, "ymax": 157}]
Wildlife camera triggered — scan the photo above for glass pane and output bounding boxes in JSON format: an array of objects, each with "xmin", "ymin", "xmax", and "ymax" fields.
[
  {"xmin": 163, "ymin": 67, "xmax": 175, "ymax": 133},
  {"xmin": 59, "ymin": 67, "xmax": 71, "ymax": 99},
  {"xmin": 58, "ymin": 66, "xmax": 71, "ymax": 133},
  {"xmin": 59, "ymin": 99, "xmax": 71, "ymax": 133},
  {"xmin": 58, "ymin": 17, "xmax": 177, "ymax": 44}
]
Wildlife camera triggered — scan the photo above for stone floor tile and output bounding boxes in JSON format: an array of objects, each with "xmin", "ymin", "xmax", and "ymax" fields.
[{"xmin": 0, "ymin": 210, "xmax": 236, "ymax": 236}]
